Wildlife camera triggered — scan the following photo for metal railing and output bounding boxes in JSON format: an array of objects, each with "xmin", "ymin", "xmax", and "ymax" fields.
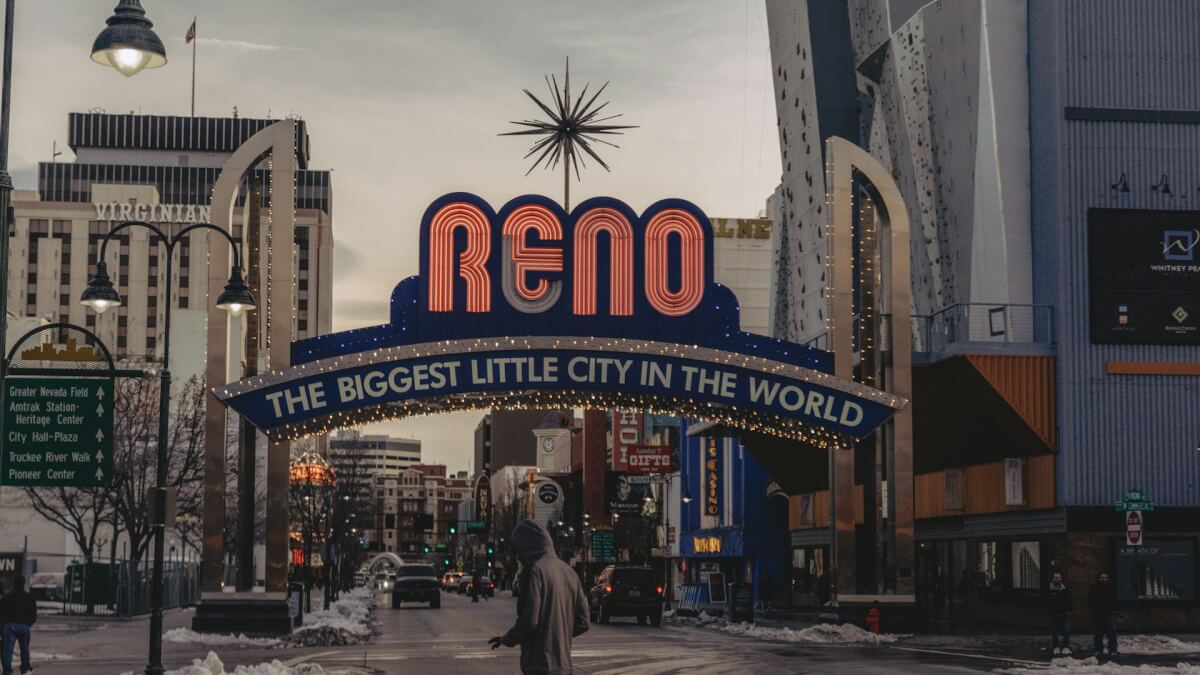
[
  {"xmin": 794, "ymin": 303, "xmax": 1055, "ymax": 356},
  {"xmin": 911, "ymin": 303, "xmax": 1055, "ymax": 354},
  {"xmin": 39, "ymin": 559, "xmax": 200, "ymax": 617}
]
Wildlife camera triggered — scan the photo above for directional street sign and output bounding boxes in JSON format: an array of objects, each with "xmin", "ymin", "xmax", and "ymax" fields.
[
  {"xmin": 1115, "ymin": 488, "xmax": 1156, "ymax": 513},
  {"xmin": 2, "ymin": 377, "xmax": 114, "ymax": 487}
]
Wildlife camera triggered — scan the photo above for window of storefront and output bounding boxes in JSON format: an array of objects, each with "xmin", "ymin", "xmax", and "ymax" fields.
[{"xmin": 1011, "ymin": 541, "xmax": 1041, "ymax": 590}]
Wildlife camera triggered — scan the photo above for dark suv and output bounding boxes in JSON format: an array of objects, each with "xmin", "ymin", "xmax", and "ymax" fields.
[
  {"xmin": 588, "ymin": 565, "xmax": 663, "ymax": 625},
  {"xmin": 391, "ymin": 564, "xmax": 441, "ymax": 608}
]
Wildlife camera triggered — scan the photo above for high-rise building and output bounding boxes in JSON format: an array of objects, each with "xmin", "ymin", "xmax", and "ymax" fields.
[
  {"xmin": 9, "ymin": 112, "xmax": 334, "ymax": 369},
  {"xmin": 766, "ymin": 0, "xmax": 1200, "ymax": 629},
  {"xmin": 329, "ymin": 430, "xmax": 421, "ymax": 479},
  {"xmin": 473, "ymin": 409, "xmax": 555, "ymax": 475},
  {"xmin": 709, "ymin": 217, "xmax": 775, "ymax": 337}
]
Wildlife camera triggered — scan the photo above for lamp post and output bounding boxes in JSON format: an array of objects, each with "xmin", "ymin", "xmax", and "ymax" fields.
[
  {"xmin": 0, "ymin": 0, "xmax": 164, "ymax": 506},
  {"xmin": 82, "ymin": 220, "xmax": 252, "ymax": 675}
]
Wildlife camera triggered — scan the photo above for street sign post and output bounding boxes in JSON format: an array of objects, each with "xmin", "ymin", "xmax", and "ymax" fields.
[
  {"xmin": 2, "ymin": 377, "xmax": 113, "ymax": 487},
  {"xmin": 591, "ymin": 530, "xmax": 615, "ymax": 562},
  {"xmin": 1116, "ymin": 489, "xmax": 1153, "ymax": 547}
]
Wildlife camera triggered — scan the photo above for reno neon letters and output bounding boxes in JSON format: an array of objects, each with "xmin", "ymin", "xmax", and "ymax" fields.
[{"xmin": 425, "ymin": 198, "xmax": 706, "ymax": 318}]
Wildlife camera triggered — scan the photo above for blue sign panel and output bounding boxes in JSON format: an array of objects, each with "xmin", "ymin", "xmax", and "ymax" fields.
[{"xmin": 216, "ymin": 194, "xmax": 906, "ymax": 444}]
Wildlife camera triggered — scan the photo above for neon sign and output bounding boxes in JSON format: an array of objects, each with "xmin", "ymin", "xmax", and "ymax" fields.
[{"xmin": 216, "ymin": 193, "xmax": 907, "ymax": 446}]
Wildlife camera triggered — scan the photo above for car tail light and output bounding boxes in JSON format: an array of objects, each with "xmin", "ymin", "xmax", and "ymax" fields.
[
  {"xmin": 657, "ymin": 585, "xmax": 663, "ymax": 595},
  {"xmin": 489, "ymin": 583, "xmax": 495, "ymax": 589},
  {"xmin": 605, "ymin": 585, "xmax": 612, "ymax": 594}
]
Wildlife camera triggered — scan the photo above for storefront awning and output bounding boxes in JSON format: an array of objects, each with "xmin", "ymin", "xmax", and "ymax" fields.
[{"xmin": 912, "ymin": 354, "xmax": 1055, "ymax": 473}]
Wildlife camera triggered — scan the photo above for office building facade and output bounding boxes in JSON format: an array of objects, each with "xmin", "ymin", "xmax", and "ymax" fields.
[{"xmin": 766, "ymin": 0, "xmax": 1200, "ymax": 629}]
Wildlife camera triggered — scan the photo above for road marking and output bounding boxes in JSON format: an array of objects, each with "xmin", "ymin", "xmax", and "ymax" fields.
[
  {"xmin": 281, "ymin": 650, "xmax": 340, "ymax": 666},
  {"xmin": 443, "ymin": 606, "xmax": 505, "ymax": 636},
  {"xmin": 887, "ymin": 645, "xmax": 1044, "ymax": 666}
]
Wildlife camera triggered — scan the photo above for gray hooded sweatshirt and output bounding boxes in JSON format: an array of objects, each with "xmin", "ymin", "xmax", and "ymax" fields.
[{"xmin": 502, "ymin": 519, "xmax": 589, "ymax": 675}]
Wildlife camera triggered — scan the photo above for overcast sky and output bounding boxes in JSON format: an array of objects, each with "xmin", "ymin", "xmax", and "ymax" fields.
[{"xmin": 10, "ymin": 0, "xmax": 781, "ymax": 472}]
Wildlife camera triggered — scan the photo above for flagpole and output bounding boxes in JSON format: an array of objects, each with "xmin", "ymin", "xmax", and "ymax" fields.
[{"xmin": 190, "ymin": 16, "xmax": 196, "ymax": 117}]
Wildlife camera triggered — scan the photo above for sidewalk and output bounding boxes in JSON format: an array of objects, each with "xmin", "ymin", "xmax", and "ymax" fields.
[{"xmin": 722, "ymin": 609, "xmax": 1200, "ymax": 668}]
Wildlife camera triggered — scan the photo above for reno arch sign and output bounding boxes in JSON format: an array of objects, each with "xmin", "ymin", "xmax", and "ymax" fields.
[{"xmin": 216, "ymin": 193, "xmax": 907, "ymax": 447}]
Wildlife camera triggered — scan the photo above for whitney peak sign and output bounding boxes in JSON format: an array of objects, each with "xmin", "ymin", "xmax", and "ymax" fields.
[{"xmin": 217, "ymin": 193, "xmax": 906, "ymax": 446}]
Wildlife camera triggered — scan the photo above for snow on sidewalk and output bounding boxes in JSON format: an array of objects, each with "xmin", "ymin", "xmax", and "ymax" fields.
[
  {"xmin": 286, "ymin": 587, "xmax": 374, "ymax": 647},
  {"xmin": 1119, "ymin": 636, "xmax": 1200, "ymax": 656},
  {"xmin": 996, "ymin": 656, "xmax": 1200, "ymax": 674},
  {"xmin": 163, "ymin": 627, "xmax": 282, "ymax": 647},
  {"xmin": 124, "ymin": 650, "xmax": 368, "ymax": 675},
  {"xmin": 664, "ymin": 611, "xmax": 904, "ymax": 645}
]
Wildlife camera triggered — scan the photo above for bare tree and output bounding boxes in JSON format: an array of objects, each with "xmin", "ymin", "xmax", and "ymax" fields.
[
  {"xmin": 107, "ymin": 366, "xmax": 207, "ymax": 570},
  {"xmin": 325, "ymin": 441, "xmax": 375, "ymax": 601}
]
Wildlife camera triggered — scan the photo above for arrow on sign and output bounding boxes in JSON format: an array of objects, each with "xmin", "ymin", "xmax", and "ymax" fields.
[
  {"xmin": 95, "ymin": 450, "xmax": 104, "ymax": 463},
  {"xmin": 95, "ymin": 467, "xmax": 104, "ymax": 481},
  {"xmin": 95, "ymin": 429, "xmax": 104, "ymax": 442},
  {"xmin": 96, "ymin": 388, "xmax": 105, "ymax": 400},
  {"xmin": 96, "ymin": 403, "xmax": 105, "ymax": 416}
]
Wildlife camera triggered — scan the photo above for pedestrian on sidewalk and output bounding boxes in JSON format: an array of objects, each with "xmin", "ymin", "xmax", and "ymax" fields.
[
  {"xmin": 489, "ymin": 519, "xmax": 589, "ymax": 674},
  {"xmin": 1046, "ymin": 571, "xmax": 1072, "ymax": 656},
  {"xmin": 1088, "ymin": 572, "xmax": 1119, "ymax": 658},
  {"xmin": 1, "ymin": 575, "xmax": 36, "ymax": 675}
]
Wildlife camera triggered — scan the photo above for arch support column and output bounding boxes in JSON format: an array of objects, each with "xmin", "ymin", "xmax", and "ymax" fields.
[{"xmin": 826, "ymin": 136, "xmax": 914, "ymax": 598}]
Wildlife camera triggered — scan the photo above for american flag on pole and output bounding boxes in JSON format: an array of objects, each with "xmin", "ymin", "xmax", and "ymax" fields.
[{"xmin": 185, "ymin": 20, "xmax": 196, "ymax": 44}]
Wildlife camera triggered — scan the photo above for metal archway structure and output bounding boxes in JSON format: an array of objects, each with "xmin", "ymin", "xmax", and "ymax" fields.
[
  {"xmin": 366, "ymin": 552, "xmax": 405, "ymax": 574},
  {"xmin": 216, "ymin": 193, "xmax": 908, "ymax": 453}
]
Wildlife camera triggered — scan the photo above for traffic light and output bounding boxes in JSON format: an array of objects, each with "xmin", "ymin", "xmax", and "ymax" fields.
[
  {"xmin": 423, "ymin": 545, "xmax": 431, "ymax": 553},
  {"xmin": 443, "ymin": 557, "xmax": 451, "ymax": 566},
  {"xmin": 448, "ymin": 524, "xmax": 457, "ymax": 535},
  {"xmin": 486, "ymin": 544, "xmax": 494, "ymax": 556}
]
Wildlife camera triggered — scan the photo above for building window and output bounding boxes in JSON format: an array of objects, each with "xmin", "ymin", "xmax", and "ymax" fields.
[{"xmin": 1011, "ymin": 541, "xmax": 1041, "ymax": 590}]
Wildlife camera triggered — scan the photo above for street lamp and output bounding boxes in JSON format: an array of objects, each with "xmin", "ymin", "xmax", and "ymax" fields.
[
  {"xmin": 90, "ymin": 0, "xmax": 167, "ymax": 77},
  {"xmin": 82, "ymin": 220, "xmax": 251, "ymax": 675},
  {"xmin": 0, "ymin": 0, "xmax": 167, "ymax": 544}
]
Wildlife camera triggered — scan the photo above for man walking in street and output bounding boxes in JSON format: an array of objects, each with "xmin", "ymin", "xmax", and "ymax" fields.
[
  {"xmin": 489, "ymin": 519, "xmax": 589, "ymax": 674},
  {"xmin": 1, "ymin": 576, "xmax": 36, "ymax": 675},
  {"xmin": 1088, "ymin": 572, "xmax": 1119, "ymax": 658},
  {"xmin": 1047, "ymin": 571, "xmax": 1072, "ymax": 656}
]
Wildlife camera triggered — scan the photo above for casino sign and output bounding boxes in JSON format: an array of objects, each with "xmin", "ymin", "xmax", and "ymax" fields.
[{"xmin": 217, "ymin": 193, "xmax": 907, "ymax": 448}]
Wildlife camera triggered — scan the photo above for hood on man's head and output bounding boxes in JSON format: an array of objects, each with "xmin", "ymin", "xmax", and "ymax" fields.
[{"xmin": 511, "ymin": 519, "xmax": 556, "ymax": 561}]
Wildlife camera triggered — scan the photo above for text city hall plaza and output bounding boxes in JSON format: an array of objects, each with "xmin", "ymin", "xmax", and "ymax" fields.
[{"xmin": 219, "ymin": 193, "xmax": 904, "ymax": 447}]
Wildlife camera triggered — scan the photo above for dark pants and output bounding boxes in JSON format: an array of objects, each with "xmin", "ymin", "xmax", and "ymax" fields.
[
  {"xmin": 1050, "ymin": 614, "xmax": 1072, "ymax": 649},
  {"xmin": 1092, "ymin": 612, "xmax": 1118, "ymax": 654},
  {"xmin": 2, "ymin": 623, "xmax": 31, "ymax": 675}
]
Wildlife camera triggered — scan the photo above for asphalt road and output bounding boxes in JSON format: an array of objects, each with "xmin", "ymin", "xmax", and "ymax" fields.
[
  {"xmin": 279, "ymin": 591, "xmax": 1028, "ymax": 674},
  {"xmin": 38, "ymin": 589, "xmax": 1061, "ymax": 674}
]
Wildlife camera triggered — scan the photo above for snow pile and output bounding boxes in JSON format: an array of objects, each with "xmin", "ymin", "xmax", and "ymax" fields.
[
  {"xmin": 286, "ymin": 588, "xmax": 374, "ymax": 646},
  {"xmin": 163, "ymin": 627, "xmax": 282, "ymax": 647},
  {"xmin": 996, "ymin": 656, "xmax": 1200, "ymax": 674},
  {"xmin": 1119, "ymin": 636, "xmax": 1200, "ymax": 655},
  {"xmin": 717, "ymin": 621, "xmax": 902, "ymax": 645},
  {"xmin": 665, "ymin": 612, "xmax": 903, "ymax": 645}
]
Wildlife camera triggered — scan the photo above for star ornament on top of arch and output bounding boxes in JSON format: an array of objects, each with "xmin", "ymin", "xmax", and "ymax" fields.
[{"xmin": 216, "ymin": 193, "xmax": 907, "ymax": 447}]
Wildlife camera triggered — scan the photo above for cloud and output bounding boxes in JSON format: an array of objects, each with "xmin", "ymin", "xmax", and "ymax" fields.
[{"xmin": 188, "ymin": 37, "xmax": 309, "ymax": 53}]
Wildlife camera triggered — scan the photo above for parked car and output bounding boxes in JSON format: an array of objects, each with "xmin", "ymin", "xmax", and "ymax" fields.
[
  {"xmin": 588, "ymin": 565, "xmax": 663, "ymax": 626},
  {"xmin": 373, "ymin": 572, "xmax": 395, "ymax": 591},
  {"xmin": 392, "ymin": 564, "xmax": 441, "ymax": 608}
]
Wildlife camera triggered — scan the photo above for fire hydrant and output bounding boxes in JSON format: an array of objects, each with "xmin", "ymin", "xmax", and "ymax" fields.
[{"xmin": 865, "ymin": 605, "xmax": 881, "ymax": 634}]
